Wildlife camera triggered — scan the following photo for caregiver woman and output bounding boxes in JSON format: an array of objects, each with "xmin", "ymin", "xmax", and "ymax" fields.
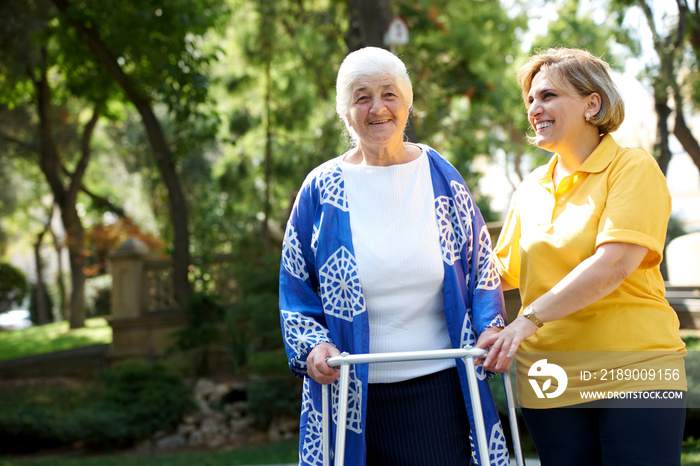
[
  {"xmin": 279, "ymin": 47, "xmax": 508, "ymax": 466},
  {"xmin": 480, "ymin": 47, "xmax": 687, "ymax": 466}
]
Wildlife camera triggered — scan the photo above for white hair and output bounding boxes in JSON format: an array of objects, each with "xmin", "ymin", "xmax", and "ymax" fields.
[{"xmin": 335, "ymin": 47, "xmax": 413, "ymax": 144}]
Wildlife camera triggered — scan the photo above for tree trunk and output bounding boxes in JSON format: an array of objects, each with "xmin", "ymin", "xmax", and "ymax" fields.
[
  {"xmin": 653, "ymin": 87, "xmax": 673, "ymax": 175},
  {"xmin": 34, "ymin": 64, "xmax": 87, "ymax": 329},
  {"xmin": 51, "ymin": 225, "xmax": 68, "ymax": 320},
  {"xmin": 637, "ymin": 0, "xmax": 700, "ymax": 176},
  {"xmin": 672, "ymin": 100, "xmax": 700, "ymax": 172},
  {"xmin": 52, "ymin": 0, "xmax": 192, "ymax": 306},
  {"xmin": 62, "ymin": 207, "xmax": 86, "ymax": 329},
  {"xmin": 346, "ymin": 0, "xmax": 392, "ymax": 51},
  {"xmin": 134, "ymin": 102, "xmax": 192, "ymax": 307},
  {"xmin": 33, "ymin": 228, "xmax": 49, "ymax": 325}
]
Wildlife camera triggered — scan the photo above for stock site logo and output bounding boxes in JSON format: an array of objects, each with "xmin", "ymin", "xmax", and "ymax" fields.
[{"xmin": 528, "ymin": 359, "xmax": 568, "ymax": 399}]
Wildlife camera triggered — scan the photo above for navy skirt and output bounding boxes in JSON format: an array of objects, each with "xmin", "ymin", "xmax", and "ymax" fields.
[{"xmin": 365, "ymin": 367, "xmax": 471, "ymax": 465}]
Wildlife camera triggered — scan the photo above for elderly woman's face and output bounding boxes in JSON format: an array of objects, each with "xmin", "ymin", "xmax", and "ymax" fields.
[{"xmin": 346, "ymin": 74, "xmax": 410, "ymax": 147}]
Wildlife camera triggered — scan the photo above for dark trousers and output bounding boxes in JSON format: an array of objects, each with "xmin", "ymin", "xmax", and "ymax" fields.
[
  {"xmin": 365, "ymin": 367, "xmax": 471, "ymax": 466},
  {"xmin": 522, "ymin": 394, "xmax": 686, "ymax": 466}
]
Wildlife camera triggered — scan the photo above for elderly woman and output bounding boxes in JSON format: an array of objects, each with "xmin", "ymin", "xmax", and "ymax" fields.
[
  {"xmin": 480, "ymin": 47, "xmax": 687, "ymax": 466},
  {"xmin": 280, "ymin": 47, "xmax": 508, "ymax": 465}
]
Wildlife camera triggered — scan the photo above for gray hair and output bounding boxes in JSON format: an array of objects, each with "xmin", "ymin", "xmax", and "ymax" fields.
[{"xmin": 335, "ymin": 47, "xmax": 413, "ymax": 144}]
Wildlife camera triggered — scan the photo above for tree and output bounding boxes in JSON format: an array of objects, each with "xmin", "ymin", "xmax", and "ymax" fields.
[
  {"xmin": 37, "ymin": 75, "xmax": 102, "ymax": 329},
  {"xmin": 215, "ymin": 0, "xmax": 348, "ymax": 254},
  {"xmin": 50, "ymin": 0, "xmax": 199, "ymax": 307},
  {"xmin": 346, "ymin": 0, "xmax": 393, "ymax": 51},
  {"xmin": 216, "ymin": 0, "xmax": 530, "ymax": 228},
  {"xmin": 391, "ymin": 0, "xmax": 527, "ymax": 216},
  {"xmin": 0, "ymin": 0, "xmax": 108, "ymax": 328},
  {"xmin": 614, "ymin": 0, "xmax": 700, "ymax": 175},
  {"xmin": 2, "ymin": 0, "xmax": 227, "ymax": 326}
]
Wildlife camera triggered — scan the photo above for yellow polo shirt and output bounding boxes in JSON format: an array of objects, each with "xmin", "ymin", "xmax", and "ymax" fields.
[{"xmin": 494, "ymin": 134, "xmax": 686, "ymax": 408}]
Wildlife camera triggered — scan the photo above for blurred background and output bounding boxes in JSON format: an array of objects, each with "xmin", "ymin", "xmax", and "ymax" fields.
[{"xmin": 1, "ymin": 0, "xmax": 699, "ymax": 464}]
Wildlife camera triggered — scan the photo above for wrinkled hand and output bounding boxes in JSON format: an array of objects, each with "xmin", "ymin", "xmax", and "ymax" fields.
[
  {"xmin": 479, "ymin": 316, "xmax": 538, "ymax": 373},
  {"xmin": 473, "ymin": 327, "xmax": 502, "ymax": 370},
  {"xmin": 306, "ymin": 342, "xmax": 341, "ymax": 384}
]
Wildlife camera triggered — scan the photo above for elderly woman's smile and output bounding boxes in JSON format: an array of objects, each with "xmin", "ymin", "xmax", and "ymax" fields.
[{"xmin": 346, "ymin": 75, "xmax": 410, "ymax": 150}]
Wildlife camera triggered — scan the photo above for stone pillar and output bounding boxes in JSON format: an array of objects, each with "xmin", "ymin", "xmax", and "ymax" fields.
[
  {"xmin": 110, "ymin": 237, "xmax": 150, "ymax": 318},
  {"xmin": 108, "ymin": 238, "xmax": 187, "ymax": 360}
]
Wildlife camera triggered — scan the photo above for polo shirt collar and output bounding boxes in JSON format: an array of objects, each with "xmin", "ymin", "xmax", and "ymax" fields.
[
  {"xmin": 538, "ymin": 133, "xmax": 618, "ymax": 184},
  {"xmin": 577, "ymin": 134, "xmax": 617, "ymax": 174}
]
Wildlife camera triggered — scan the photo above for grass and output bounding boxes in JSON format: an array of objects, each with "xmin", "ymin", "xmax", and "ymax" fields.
[
  {"xmin": 0, "ymin": 318, "xmax": 112, "ymax": 361},
  {"xmin": 0, "ymin": 440, "xmax": 299, "ymax": 466},
  {"xmin": 0, "ymin": 440, "xmax": 697, "ymax": 466},
  {"xmin": 683, "ymin": 450, "xmax": 700, "ymax": 465}
]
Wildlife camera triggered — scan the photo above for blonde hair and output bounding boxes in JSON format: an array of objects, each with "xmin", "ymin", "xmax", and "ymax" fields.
[
  {"xmin": 335, "ymin": 47, "xmax": 413, "ymax": 145},
  {"xmin": 517, "ymin": 48, "xmax": 624, "ymax": 135}
]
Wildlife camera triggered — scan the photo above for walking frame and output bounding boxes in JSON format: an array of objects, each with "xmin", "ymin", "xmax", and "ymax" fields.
[{"xmin": 321, "ymin": 346, "xmax": 525, "ymax": 466}]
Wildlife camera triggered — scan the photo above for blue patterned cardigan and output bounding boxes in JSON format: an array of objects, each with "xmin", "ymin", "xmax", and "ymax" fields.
[{"xmin": 279, "ymin": 146, "xmax": 509, "ymax": 466}]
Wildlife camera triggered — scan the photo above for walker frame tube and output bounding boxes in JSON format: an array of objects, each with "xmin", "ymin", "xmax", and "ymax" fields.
[{"xmin": 320, "ymin": 347, "xmax": 525, "ymax": 466}]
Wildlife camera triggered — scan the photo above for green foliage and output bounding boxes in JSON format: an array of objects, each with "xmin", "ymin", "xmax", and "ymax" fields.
[
  {"xmin": 169, "ymin": 292, "xmax": 225, "ymax": 375},
  {"xmin": 0, "ymin": 384, "xmax": 91, "ymax": 454},
  {"xmin": 169, "ymin": 248, "xmax": 284, "ymax": 377},
  {"xmin": 223, "ymin": 248, "xmax": 283, "ymax": 374},
  {"xmin": 247, "ymin": 348, "xmax": 290, "ymax": 376},
  {"xmin": 530, "ymin": 0, "xmax": 635, "ymax": 64},
  {"xmin": 246, "ymin": 376, "xmax": 302, "ymax": 429},
  {"xmin": 396, "ymin": 0, "xmax": 527, "ymax": 167},
  {"xmin": 212, "ymin": 0, "xmax": 348, "ymax": 247},
  {"xmin": 175, "ymin": 292, "xmax": 225, "ymax": 346},
  {"xmin": 86, "ymin": 360, "xmax": 194, "ymax": 446},
  {"xmin": 0, "ymin": 361, "xmax": 194, "ymax": 453},
  {"xmin": 0, "ymin": 262, "xmax": 28, "ymax": 314},
  {"xmin": 28, "ymin": 284, "xmax": 55, "ymax": 324},
  {"xmin": 487, "ymin": 371, "xmax": 509, "ymax": 417}
]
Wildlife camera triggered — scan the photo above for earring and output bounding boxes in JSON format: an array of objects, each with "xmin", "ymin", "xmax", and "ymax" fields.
[{"xmin": 585, "ymin": 113, "xmax": 591, "ymax": 122}]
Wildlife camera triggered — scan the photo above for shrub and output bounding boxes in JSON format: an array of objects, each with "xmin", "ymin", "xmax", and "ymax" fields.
[
  {"xmin": 224, "ymin": 251, "xmax": 283, "ymax": 373},
  {"xmin": 88, "ymin": 360, "xmax": 195, "ymax": 441},
  {"xmin": 0, "ymin": 384, "xmax": 91, "ymax": 453},
  {"xmin": 170, "ymin": 292, "xmax": 225, "ymax": 375},
  {"xmin": 247, "ymin": 348, "xmax": 291, "ymax": 376},
  {"xmin": 0, "ymin": 262, "xmax": 28, "ymax": 314},
  {"xmin": 0, "ymin": 361, "xmax": 194, "ymax": 452},
  {"xmin": 246, "ymin": 376, "xmax": 302, "ymax": 429}
]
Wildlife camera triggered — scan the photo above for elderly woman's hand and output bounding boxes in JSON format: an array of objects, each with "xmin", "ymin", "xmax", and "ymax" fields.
[
  {"xmin": 306, "ymin": 342, "xmax": 341, "ymax": 385},
  {"xmin": 474, "ymin": 327, "xmax": 508, "ymax": 372}
]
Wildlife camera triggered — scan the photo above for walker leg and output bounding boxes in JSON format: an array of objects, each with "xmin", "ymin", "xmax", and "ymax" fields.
[
  {"xmin": 464, "ymin": 355, "xmax": 491, "ymax": 465},
  {"xmin": 502, "ymin": 371, "xmax": 525, "ymax": 466},
  {"xmin": 334, "ymin": 364, "xmax": 351, "ymax": 466},
  {"xmin": 322, "ymin": 384, "xmax": 330, "ymax": 466}
]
